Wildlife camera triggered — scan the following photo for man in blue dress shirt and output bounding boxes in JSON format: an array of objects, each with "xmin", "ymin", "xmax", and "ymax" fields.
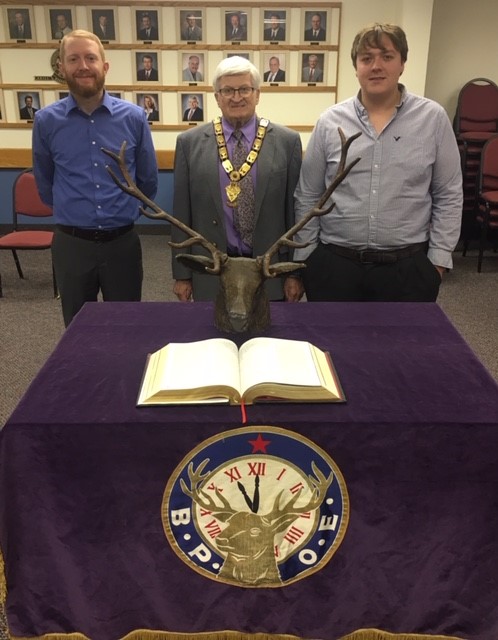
[{"xmin": 33, "ymin": 29, "xmax": 158, "ymax": 326}]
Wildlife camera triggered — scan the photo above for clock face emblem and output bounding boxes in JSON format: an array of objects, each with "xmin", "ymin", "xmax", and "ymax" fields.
[{"xmin": 162, "ymin": 426, "xmax": 349, "ymax": 587}]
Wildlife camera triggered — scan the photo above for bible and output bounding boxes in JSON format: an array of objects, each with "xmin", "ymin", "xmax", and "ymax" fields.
[{"xmin": 137, "ymin": 336, "xmax": 345, "ymax": 406}]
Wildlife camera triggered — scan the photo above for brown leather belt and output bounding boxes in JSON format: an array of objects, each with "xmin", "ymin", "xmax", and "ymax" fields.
[
  {"xmin": 324, "ymin": 241, "xmax": 428, "ymax": 264},
  {"xmin": 57, "ymin": 224, "xmax": 134, "ymax": 243}
]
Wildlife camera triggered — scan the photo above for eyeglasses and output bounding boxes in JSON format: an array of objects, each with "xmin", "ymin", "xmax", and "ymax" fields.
[{"xmin": 218, "ymin": 86, "xmax": 256, "ymax": 98}]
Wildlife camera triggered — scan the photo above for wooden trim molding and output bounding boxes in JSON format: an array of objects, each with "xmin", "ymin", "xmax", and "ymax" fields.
[{"xmin": 1, "ymin": 148, "xmax": 176, "ymax": 170}]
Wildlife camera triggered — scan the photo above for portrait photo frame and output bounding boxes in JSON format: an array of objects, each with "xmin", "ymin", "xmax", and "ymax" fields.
[
  {"xmin": 261, "ymin": 51, "xmax": 288, "ymax": 85},
  {"xmin": 133, "ymin": 7, "xmax": 161, "ymax": 43},
  {"xmin": 223, "ymin": 9, "xmax": 250, "ymax": 44},
  {"xmin": 16, "ymin": 90, "xmax": 43, "ymax": 123},
  {"xmin": 261, "ymin": 9, "xmax": 289, "ymax": 44},
  {"xmin": 46, "ymin": 6, "xmax": 75, "ymax": 42},
  {"xmin": 179, "ymin": 92, "xmax": 206, "ymax": 124},
  {"xmin": 134, "ymin": 50, "xmax": 161, "ymax": 84},
  {"xmin": 4, "ymin": 6, "xmax": 36, "ymax": 43},
  {"xmin": 299, "ymin": 51, "xmax": 327, "ymax": 85},
  {"xmin": 88, "ymin": 6, "xmax": 118, "ymax": 43},
  {"xmin": 180, "ymin": 51, "xmax": 206, "ymax": 85},
  {"xmin": 135, "ymin": 92, "xmax": 161, "ymax": 124},
  {"xmin": 302, "ymin": 8, "xmax": 331, "ymax": 44},
  {"xmin": 224, "ymin": 51, "xmax": 252, "ymax": 62},
  {"xmin": 178, "ymin": 8, "xmax": 205, "ymax": 44}
]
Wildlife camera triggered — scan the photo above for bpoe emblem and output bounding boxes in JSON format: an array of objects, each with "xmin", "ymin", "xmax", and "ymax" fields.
[{"xmin": 162, "ymin": 426, "xmax": 349, "ymax": 587}]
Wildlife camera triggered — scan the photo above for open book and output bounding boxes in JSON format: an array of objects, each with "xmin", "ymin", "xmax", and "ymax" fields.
[{"xmin": 137, "ymin": 336, "xmax": 345, "ymax": 406}]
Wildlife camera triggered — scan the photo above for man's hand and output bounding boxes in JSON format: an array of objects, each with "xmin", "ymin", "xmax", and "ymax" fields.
[
  {"xmin": 284, "ymin": 276, "xmax": 305, "ymax": 302},
  {"xmin": 435, "ymin": 265, "xmax": 446, "ymax": 278},
  {"xmin": 174, "ymin": 279, "xmax": 193, "ymax": 301}
]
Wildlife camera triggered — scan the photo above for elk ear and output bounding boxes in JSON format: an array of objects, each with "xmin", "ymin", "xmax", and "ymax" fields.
[
  {"xmin": 176, "ymin": 253, "xmax": 216, "ymax": 274},
  {"xmin": 266, "ymin": 261, "xmax": 306, "ymax": 277}
]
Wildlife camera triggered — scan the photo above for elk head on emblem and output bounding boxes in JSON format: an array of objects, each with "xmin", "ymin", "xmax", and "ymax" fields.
[
  {"xmin": 180, "ymin": 458, "xmax": 333, "ymax": 586},
  {"xmin": 102, "ymin": 128, "xmax": 361, "ymax": 333}
]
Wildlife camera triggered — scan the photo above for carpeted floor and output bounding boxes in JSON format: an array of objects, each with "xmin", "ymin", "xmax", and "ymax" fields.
[{"xmin": 0, "ymin": 233, "xmax": 497, "ymax": 427}]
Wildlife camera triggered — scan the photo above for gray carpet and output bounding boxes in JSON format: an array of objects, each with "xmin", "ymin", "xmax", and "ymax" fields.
[{"xmin": 1, "ymin": 233, "xmax": 497, "ymax": 427}]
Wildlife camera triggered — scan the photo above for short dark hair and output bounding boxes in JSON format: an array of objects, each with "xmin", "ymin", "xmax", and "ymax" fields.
[{"xmin": 351, "ymin": 23, "xmax": 408, "ymax": 68}]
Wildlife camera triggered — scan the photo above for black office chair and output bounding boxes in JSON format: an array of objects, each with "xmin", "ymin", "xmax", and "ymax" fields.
[{"xmin": 0, "ymin": 169, "xmax": 57, "ymax": 297}]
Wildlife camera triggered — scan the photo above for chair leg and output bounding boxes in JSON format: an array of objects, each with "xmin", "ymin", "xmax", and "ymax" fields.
[
  {"xmin": 477, "ymin": 218, "xmax": 488, "ymax": 273},
  {"xmin": 52, "ymin": 261, "xmax": 58, "ymax": 298},
  {"xmin": 11, "ymin": 250, "xmax": 24, "ymax": 279}
]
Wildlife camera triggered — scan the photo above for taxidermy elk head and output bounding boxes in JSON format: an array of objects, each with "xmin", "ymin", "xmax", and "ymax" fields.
[{"xmin": 102, "ymin": 128, "xmax": 361, "ymax": 333}]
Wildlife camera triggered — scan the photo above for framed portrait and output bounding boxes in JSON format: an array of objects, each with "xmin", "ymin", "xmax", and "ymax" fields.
[
  {"xmin": 261, "ymin": 51, "xmax": 288, "ymax": 85},
  {"xmin": 224, "ymin": 9, "xmax": 249, "ymax": 43},
  {"xmin": 179, "ymin": 92, "xmax": 205, "ymax": 124},
  {"xmin": 135, "ymin": 92, "xmax": 160, "ymax": 123},
  {"xmin": 88, "ymin": 7, "xmax": 118, "ymax": 42},
  {"xmin": 180, "ymin": 51, "xmax": 206, "ymax": 84},
  {"xmin": 108, "ymin": 91, "xmax": 122, "ymax": 99},
  {"xmin": 262, "ymin": 9, "xmax": 288, "ymax": 44},
  {"xmin": 16, "ymin": 91, "xmax": 42, "ymax": 123},
  {"xmin": 4, "ymin": 6, "xmax": 36, "ymax": 42},
  {"xmin": 224, "ymin": 51, "xmax": 252, "ymax": 61},
  {"xmin": 0, "ymin": 91, "xmax": 5, "ymax": 122},
  {"xmin": 133, "ymin": 7, "xmax": 161, "ymax": 43},
  {"xmin": 134, "ymin": 51, "xmax": 161, "ymax": 84},
  {"xmin": 302, "ymin": 9, "xmax": 330, "ymax": 44},
  {"xmin": 299, "ymin": 52, "xmax": 326, "ymax": 84},
  {"xmin": 46, "ymin": 7, "xmax": 75, "ymax": 41},
  {"xmin": 178, "ymin": 9, "xmax": 204, "ymax": 44}
]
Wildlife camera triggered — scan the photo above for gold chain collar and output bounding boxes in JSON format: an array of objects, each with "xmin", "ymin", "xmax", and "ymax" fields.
[{"xmin": 213, "ymin": 116, "xmax": 269, "ymax": 205}]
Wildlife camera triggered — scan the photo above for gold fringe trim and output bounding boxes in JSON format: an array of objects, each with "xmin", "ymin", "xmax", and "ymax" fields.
[
  {"xmin": 9, "ymin": 630, "xmax": 467, "ymax": 640},
  {"xmin": 338, "ymin": 629, "xmax": 465, "ymax": 640}
]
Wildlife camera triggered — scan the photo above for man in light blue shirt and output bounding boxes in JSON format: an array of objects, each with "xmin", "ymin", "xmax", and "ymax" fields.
[
  {"xmin": 293, "ymin": 23, "xmax": 462, "ymax": 302},
  {"xmin": 33, "ymin": 29, "xmax": 158, "ymax": 326}
]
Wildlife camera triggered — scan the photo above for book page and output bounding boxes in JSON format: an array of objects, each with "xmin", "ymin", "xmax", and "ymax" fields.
[
  {"xmin": 238, "ymin": 337, "xmax": 321, "ymax": 394},
  {"xmin": 152, "ymin": 338, "xmax": 241, "ymax": 393}
]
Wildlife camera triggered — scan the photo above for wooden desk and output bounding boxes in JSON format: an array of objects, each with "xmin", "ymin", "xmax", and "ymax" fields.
[{"xmin": 1, "ymin": 302, "xmax": 497, "ymax": 640}]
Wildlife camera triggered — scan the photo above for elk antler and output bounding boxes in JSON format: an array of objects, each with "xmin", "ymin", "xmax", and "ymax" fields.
[
  {"xmin": 101, "ymin": 142, "xmax": 225, "ymax": 274},
  {"xmin": 266, "ymin": 461, "xmax": 333, "ymax": 523},
  {"xmin": 261, "ymin": 127, "xmax": 361, "ymax": 277},
  {"xmin": 180, "ymin": 459, "xmax": 237, "ymax": 519}
]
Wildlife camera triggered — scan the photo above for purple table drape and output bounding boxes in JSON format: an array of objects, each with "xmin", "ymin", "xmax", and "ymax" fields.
[{"xmin": 1, "ymin": 301, "xmax": 497, "ymax": 640}]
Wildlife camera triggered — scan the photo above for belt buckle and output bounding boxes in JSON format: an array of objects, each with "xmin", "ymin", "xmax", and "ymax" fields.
[
  {"xmin": 93, "ymin": 229, "xmax": 106, "ymax": 242},
  {"xmin": 358, "ymin": 250, "xmax": 374, "ymax": 264}
]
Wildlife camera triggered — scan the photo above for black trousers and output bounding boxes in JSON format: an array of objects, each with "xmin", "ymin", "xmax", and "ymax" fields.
[
  {"xmin": 52, "ymin": 227, "xmax": 143, "ymax": 327},
  {"xmin": 303, "ymin": 243, "xmax": 442, "ymax": 302}
]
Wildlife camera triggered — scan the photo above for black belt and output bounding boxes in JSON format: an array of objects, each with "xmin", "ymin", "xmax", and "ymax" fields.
[
  {"xmin": 323, "ymin": 241, "xmax": 428, "ymax": 264},
  {"xmin": 227, "ymin": 248, "xmax": 252, "ymax": 258},
  {"xmin": 57, "ymin": 224, "xmax": 134, "ymax": 243}
]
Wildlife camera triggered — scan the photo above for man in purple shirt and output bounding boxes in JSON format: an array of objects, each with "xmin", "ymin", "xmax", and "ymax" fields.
[
  {"xmin": 33, "ymin": 29, "xmax": 157, "ymax": 326},
  {"xmin": 171, "ymin": 56, "xmax": 303, "ymax": 303}
]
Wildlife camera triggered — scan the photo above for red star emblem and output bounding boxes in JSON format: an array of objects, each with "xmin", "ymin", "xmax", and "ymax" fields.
[{"xmin": 248, "ymin": 433, "xmax": 271, "ymax": 453}]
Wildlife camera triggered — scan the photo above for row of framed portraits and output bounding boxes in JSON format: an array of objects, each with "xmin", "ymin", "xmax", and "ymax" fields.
[
  {"xmin": 3, "ymin": 6, "xmax": 337, "ymax": 46},
  {"xmin": 0, "ymin": 89, "xmax": 211, "ymax": 124},
  {"xmin": 115, "ymin": 50, "xmax": 329, "ymax": 86}
]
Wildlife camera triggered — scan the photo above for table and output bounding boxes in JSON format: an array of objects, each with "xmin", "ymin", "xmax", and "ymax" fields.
[{"xmin": 1, "ymin": 301, "xmax": 498, "ymax": 640}]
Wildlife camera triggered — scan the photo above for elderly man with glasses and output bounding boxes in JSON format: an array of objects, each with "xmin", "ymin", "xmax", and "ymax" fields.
[{"xmin": 171, "ymin": 56, "xmax": 303, "ymax": 303}]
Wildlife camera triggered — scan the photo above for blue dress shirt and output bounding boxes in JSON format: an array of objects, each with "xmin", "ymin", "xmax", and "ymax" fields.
[{"xmin": 33, "ymin": 91, "xmax": 158, "ymax": 229}]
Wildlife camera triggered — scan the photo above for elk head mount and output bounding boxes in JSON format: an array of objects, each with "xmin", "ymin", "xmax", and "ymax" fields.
[{"xmin": 102, "ymin": 128, "xmax": 361, "ymax": 334}]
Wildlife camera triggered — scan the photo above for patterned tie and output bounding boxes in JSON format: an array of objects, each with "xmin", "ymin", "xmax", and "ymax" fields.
[{"xmin": 232, "ymin": 130, "xmax": 255, "ymax": 247}]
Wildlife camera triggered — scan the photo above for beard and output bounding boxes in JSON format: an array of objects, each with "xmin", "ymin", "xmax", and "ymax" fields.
[{"xmin": 65, "ymin": 72, "xmax": 106, "ymax": 99}]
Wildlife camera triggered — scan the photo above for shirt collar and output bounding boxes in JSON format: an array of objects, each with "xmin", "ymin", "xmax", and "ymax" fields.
[
  {"xmin": 354, "ymin": 83, "xmax": 407, "ymax": 116},
  {"xmin": 64, "ymin": 90, "xmax": 113, "ymax": 116}
]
